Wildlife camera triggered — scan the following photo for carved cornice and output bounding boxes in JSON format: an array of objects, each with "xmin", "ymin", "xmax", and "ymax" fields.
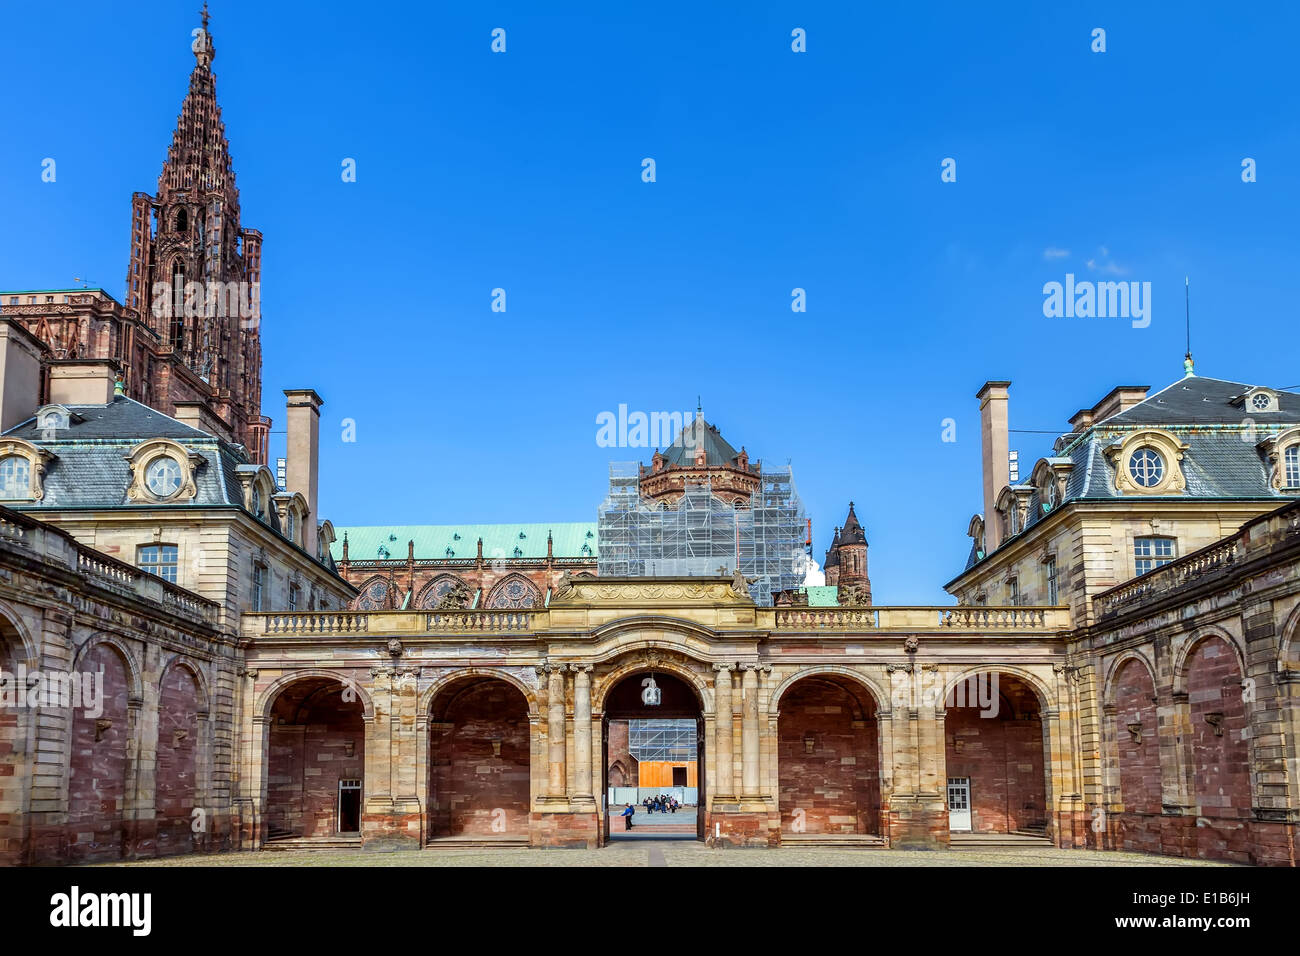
[{"xmin": 548, "ymin": 578, "xmax": 755, "ymax": 608}]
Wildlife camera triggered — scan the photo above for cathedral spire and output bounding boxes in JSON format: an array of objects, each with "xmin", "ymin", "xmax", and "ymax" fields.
[{"xmin": 195, "ymin": 3, "xmax": 215, "ymax": 68}]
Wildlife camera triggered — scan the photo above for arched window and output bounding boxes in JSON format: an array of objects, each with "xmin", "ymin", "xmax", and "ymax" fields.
[
  {"xmin": 174, "ymin": 207, "xmax": 188, "ymax": 232},
  {"xmin": 0, "ymin": 456, "xmax": 30, "ymax": 499},
  {"xmin": 1286, "ymin": 445, "xmax": 1300, "ymax": 489},
  {"xmin": 169, "ymin": 259, "xmax": 186, "ymax": 346}
]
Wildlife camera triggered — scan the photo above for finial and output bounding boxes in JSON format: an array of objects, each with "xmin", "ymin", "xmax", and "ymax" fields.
[
  {"xmin": 113, "ymin": 373, "xmax": 125, "ymax": 397},
  {"xmin": 201, "ymin": 1, "xmax": 210, "ymax": 30},
  {"xmin": 194, "ymin": 2, "xmax": 215, "ymax": 66},
  {"xmin": 697, "ymin": 395, "xmax": 702, "ymax": 415},
  {"xmin": 1184, "ymin": 353, "xmax": 1195, "ymax": 377}
]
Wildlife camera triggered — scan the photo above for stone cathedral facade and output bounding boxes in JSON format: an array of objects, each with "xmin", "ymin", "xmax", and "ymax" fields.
[{"xmin": 0, "ymin": 13, "xmax": 1297, "ymax": 868}]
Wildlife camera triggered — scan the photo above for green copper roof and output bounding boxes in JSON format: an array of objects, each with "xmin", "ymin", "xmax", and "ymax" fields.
[
  {"xmin": 805, "ymin": 585, "xmax": 840, "ymax": 607},
  {"xmin": 331, "ymin": 522, "xmax": 598, "ymax": 562}
]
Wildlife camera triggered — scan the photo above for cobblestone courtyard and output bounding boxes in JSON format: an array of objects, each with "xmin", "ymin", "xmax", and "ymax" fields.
[{"xmin": 98, "ymin": 843, "xmax": 1233, "ymax": 868}]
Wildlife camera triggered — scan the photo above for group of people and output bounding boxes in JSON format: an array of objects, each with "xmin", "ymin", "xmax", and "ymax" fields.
[
  {"xmin": 618, "ymin": 794, "xmax": 682, "ymax": 830},
  {"xmin": 643, "ymin": 794, "xmax": 680, "ymax": 814}
]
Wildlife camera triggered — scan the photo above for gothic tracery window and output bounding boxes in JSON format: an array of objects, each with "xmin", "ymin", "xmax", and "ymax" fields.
[{"xmin": 485, "ymin": 575, "xmax": 541, "ymax": 609}]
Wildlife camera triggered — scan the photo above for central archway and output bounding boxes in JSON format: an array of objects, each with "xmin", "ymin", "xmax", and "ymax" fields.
[{"xmin": 601, "ymin": 670, "xmax": 705, "ymax": 843}]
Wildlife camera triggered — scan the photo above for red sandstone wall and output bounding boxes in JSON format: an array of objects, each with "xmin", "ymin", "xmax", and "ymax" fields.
[
  {"xmin": 778, "ymin": 681, "xmax": 880, "ymax": 835},
  {"xmin": 430, "ymin": 681, "xmax": 530, "ymax": 838},
  {"xmin": 66, "ymin": 644, "xmax": 131, "ymax": 862},
  {"xmin": 945, "ymin": 681, "xmax": 1047, "ymax": 834},
  {"xmin": 1112, "ymin": 659, "xmax": 1161, "ymax": 854},
  {"xmin": 155, "ymin": 665, "xmax": 201, "ymax": 855},
  {"xmin": 1187, "ymin": 637, "xmax": 1251, "ymax": 863},
  {"xmin": 0, "ymin": 638, "xmax": 19, "ymax": 865},
  {"xmin": 266, "ymin": 684, "xmax": 364, "ymax": 838}
]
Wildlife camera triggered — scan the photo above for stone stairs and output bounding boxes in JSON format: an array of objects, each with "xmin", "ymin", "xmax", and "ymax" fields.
[
  {"xmin": 425, "ymin": 835, "xmax": 530, "ymax": 849},
  {"xmin": 781, "ymin": 833, "xmax": 888, "ymax": 848},
  {"xmin": 264, "ymin": 833, "xmax": 363, "ymax": 851}
]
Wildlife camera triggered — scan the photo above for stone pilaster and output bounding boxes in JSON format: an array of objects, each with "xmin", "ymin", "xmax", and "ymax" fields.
[
  {"xmin": 569, "ymin": 664, "xmax": 596, "ymax": 810},
  {"xmin": 712, "ymin": 662, "xmax": 736, "ymax": 803}
]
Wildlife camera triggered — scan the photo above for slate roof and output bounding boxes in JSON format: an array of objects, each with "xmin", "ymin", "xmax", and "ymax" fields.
[
  {"xmin": 964, "ymin": 375, "xmax": 1300, "ymax": 572},
  {"xmin": 659, "ymin": 415, "xmax": 746, "ymax": 469},
  {"xmin": 331, "ymin": 522, "xmax": 599, "ymax": 563},
  {"xmin": 2, "ymin": 396, "xmax": 245, "ymax": 510}
]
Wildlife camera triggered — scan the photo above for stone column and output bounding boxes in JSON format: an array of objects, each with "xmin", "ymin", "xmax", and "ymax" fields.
[
  {"xmin": 741, "ymin": 664, "xmax": 760, "ymax": 798},
  {"xmin": 712, "ymin": 663, "xmax": 735, "ymax": 800},
  {"xmin": 543, "ymin": 662, "xmax": 568, "ymax": 802},
  {"xmin": 570, "ymin": 664, "xmax": 594, "ymax": 805}
]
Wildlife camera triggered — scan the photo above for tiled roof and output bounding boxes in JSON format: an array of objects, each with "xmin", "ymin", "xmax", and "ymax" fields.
[{"xmin": 332, "ymin": 522, "xmax": 598, "ymax": 562}]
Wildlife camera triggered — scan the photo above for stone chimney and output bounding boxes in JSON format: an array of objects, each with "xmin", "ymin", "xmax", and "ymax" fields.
[
  {"xmin": 172, "ymin": 400, "xmax": 234, "ymax": 441},
  {"xmin": 977, "ymin": 381, "xmax": 1011, "ymax": 552},
  {"xmin": 0, "ymin": 320, "xmax": 46, "ymax": 431},
  {"xmin": 1089, "ymin": 385, "xmax": 1150, "ymax": 424},
  {"xmin": 48, "ymin": 359, "xmax": 119, "ymax": 406},
  {"xmin": 284, "ymin": 389, "xmax": 323, "ymax": 556}
]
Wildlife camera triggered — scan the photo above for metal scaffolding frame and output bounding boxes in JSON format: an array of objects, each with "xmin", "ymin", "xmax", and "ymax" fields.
[
  {"xmin": 596, "ymin": 463, "xmax": 806, "ymax": 605},
  {"xmin": 627, "ymin": 719, "xmax": 698, "ymax": 761}
]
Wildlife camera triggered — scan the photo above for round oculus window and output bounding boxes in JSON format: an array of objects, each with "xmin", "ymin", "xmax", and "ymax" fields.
[
  {"xmin": 145, "ymin": 456, "xmax": 182, "ymax": 498},
  {"xmin": 1251, "ymin": 393, "xmax": 1270, "ymax": 411},
  {"xmin": 1128, "ymin": 447, "xmax": 1164, "ymax": 488}
]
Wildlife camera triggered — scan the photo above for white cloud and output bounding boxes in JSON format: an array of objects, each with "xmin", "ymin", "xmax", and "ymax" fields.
[
  {"xmin": 1042, "ymin": 247, "xmax": 1070, "ymax": 260},
  {"xmin": 1085, "ymin": 246, "xmax": 1130, "ymax": 275}
]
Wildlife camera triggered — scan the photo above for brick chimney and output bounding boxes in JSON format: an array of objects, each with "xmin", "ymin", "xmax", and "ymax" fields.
[
  {"xmin": 0, "ymin": 320, "xmax": 46, "ymax": 431},
  {"xmin": 284, "ymin": 389, "xmax": 322, "ymax": 557},
  {"xmin": 977, "ymin": 381, "xmax": 1011, "ymax": 551}
]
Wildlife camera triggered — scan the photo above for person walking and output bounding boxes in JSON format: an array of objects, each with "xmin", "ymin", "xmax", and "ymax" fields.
[{"xmin": 621, "ymin": 803, "xmax": 635, "ymax": 830}]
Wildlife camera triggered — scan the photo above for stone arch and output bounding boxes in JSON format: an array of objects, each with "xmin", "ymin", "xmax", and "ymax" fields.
[
  {"xmin": 73, "ymin": 633, "xmax": 144, "ymax": 702},
  {"xmin": 1275, "ymin": 602, "xmax": 1300, "ymax": 668},
  {"xmin": 160, "ymin": 655, "xmax": 212, "ymax": 716},
  {"xmin": 484, "ymin": 573, "xmax": 542, "ymax": 609},
  {"xmin": 0, "ymin": 603, "xmax": 35, "ymax": 865},
  {"xmin": 774, "ymin": 669, "xmax": 883, "ymax": 837},
  {"xmin": 66, "ymin": 638, "xmax": 136, "ymax": 861},
  {"xmin": 258, "ymin": 670, "xmax": 375, "ymax": 722},
  {"xmin": 942, "ymin": 663, "xmax": 1055, "ymax": 715},
  {"xmin": 1172, "ymin": 627, "xmax": 1247, "ymax": 697},
  {"xmin": 1108, "ymin": 656, "xmax": 1161, "ymax": 840},
  {"xmin": 770, "ymin": 665, "xmax": 888, "ymax": 715},
  {"xmin": 426, "ymin": 672, "xmax": 532, "ymax": 839},
  {"xmin": 1102, "ymin": 650, "xmax": 1158, "ymax": 707},
  {"xmin": 419, "ymin": 667, "xmax": 538, "ymax": 718},
  {"xmin": 413, "ymin": 574, "xmax": 470, "ymax": 610},
  {"xmin": 265, "ymin": 673, "xmax": 367, "ymax": 839},
  {"xmin": 941, "ymin": 665, "xmax": 1051, "ymax": 836},
  {"xmin": 0, "ymin": 600, "xmax": 38, "ymax": 665},
  {"xmin": 592, "ymin": 651, "xmax": 712, "ymax": 714},
  {"xmin": 1179, "ymin": 632, "xmax": 1253, "ymax": 846},
  {"xmin": 155, "ymin": 659, "xmax": 205, "ymax": 855}
]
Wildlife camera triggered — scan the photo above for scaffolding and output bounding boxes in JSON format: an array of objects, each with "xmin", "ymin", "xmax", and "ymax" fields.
[
  {"xmin": 627, "ymin": 720, "xmax": 698, "ymax": 761},
  {"xmin": 597, "ymin": 463, "xmax": 806, "ymax": 605}
]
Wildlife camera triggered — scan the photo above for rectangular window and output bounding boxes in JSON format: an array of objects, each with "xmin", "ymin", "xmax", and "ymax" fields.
[
  {"xmin": 252, "ymin": 563, "xmax": 266, "ymax": 611},
  {"xmin": 288, "ymin": 583, "xmax": 300, "ymax": 611},
  {"xmin": 1286, "ymin": 445, "xmax": 1300, "ymax": 489},
  {"xmin": 139, "ymin": 544, "xmax": 179, "ymax": 583},
  {"xmin": 1046, "ymin": 557, "xmax": 1058, "ymax": 605},
  {"xmin": 1006, "ymin": 577, "xmax": 1019, "ymax": 606},
  {"xmin": 1134, "ymin": 536, "xmax": 1176, "ymax": 576}
]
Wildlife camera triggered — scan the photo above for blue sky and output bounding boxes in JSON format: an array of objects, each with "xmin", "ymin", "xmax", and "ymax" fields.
[{"xmin": 2, "ymin": 2, "xmax": 1298, "ymax": 602}]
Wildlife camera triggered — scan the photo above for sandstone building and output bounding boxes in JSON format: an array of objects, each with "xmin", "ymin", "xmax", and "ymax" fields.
[{"xmin": 0, "ymin": 12, "xmax": 1296, "ymax": 868}]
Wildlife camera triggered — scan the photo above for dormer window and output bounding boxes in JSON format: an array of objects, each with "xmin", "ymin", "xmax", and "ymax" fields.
[
  {"xmin": 1286, "ymin": 445, "xmax": 1300, "ymax": 489},
  {"xmin": 1240, "ymin": 388, "xmax": 1279, "ymax": 413},
  {"xmin": 1106, "ymin": 430, "xmax": 1187, "ymax": 496}
]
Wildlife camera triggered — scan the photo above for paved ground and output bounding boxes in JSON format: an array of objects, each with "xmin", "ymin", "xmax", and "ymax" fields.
[{"xmin": 97, "ymin": 842, "xmax": 1233, "ymax": 867}]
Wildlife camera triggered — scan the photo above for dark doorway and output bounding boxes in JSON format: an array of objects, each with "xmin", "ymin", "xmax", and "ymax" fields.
[
  {"xmin": 338, "ymin": 779, "xmax": 361, "ymax": 833},
  {"xmin": 601, "ymin": 670, "xmax": 705, "ymax": 844}
]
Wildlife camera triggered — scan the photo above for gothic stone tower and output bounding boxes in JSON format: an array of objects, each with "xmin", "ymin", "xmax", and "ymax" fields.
[
  {"xmin": 824, "ymin": 502, "xmax": 872, "ymax": 604},
  {"xmin": 124, "ymin": 6, "xmax": 263, "ymax": 454}
]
